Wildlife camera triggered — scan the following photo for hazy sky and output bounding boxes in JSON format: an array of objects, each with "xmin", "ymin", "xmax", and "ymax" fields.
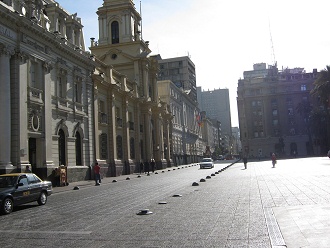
[{"xmin": 56, "ymin": 0, "xmax": 330, "ymax": 127}]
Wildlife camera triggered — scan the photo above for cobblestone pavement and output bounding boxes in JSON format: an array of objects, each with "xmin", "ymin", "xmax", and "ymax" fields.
[{"xmin": 1, "ymin": 157, "xmax": 330, "ymax": 248}]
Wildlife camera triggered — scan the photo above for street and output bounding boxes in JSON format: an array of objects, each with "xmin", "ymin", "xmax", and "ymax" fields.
[{"xmin": 1, "ymin": 157, "xmax": 330, "ymax": 247}]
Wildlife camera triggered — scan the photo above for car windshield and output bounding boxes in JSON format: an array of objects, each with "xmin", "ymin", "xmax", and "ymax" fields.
[
  {"xmin": 201, "ymin": 158, "xmax": 212, "ymax": 162},
  {"xmin": 0, "ymin": 176, "xmax": 18, "ymax": 188}
]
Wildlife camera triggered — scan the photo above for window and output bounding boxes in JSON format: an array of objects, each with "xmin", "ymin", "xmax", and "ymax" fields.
[
  {"xmin": 74, "ymin": 77, "xmax": 82, "ymax": 103},
  {"xmin": 273, "ymin": 119, "xmax": 278, "ymax": 126},
  {"xmin": 254, "ymin": 132, "xmax": 259, "ymax": 138},
  {"xmin": 290, "ymin": 128, "xmax": 295, "ymax": 135},
  {"xmin": 288, "ymin": 108, "xmax": 293, "ymax": 115},
  {"xmin": 301, "ymin": 84, "xmax": 307, "ymax": 91},
  {"xmin": 272, "ymin": 109, "xmax": 278, "ymax": 116},
  {"xmin": 271, "ymin": 99, "xmax": 277, "ymax": 107},
  {"xmin": 58, "ymin": 70, "xmax": 67, "ymax": 98},
  {"xmin": 111, "ymin": 21, "xmax": 119, "ymax": 44},
  {"xmin": 116, "ymin": 135, "xmax": 123, "ymax": 159},
  {"xmin": 100, "ymin": 133, "xmax": 108, "ymax": 160}
]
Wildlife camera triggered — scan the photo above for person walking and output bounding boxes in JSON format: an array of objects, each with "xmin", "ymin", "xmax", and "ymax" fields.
[
  {"xmin": 243, "ymin": 155, "xmax": 248, "ymax": 169},
  {"xmin": 94, "ymin": 162, "xmax": 101, "ymax": 186},
  {"xmin": 271, "ymin": 153, "xmax": 277, "ymax": 168}
]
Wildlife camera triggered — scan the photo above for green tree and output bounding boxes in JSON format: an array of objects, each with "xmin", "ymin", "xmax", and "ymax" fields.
[
  {"xmin": 296, "ymin": 101, "xmax": 314, "ymax": 155},
  {"xmin": 311, "ymin": 66, "xmax": 330, "ymax": 151}
]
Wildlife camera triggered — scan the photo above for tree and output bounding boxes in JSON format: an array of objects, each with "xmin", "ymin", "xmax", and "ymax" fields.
[{"xmin": 311, "ymin": 66, "xmax": 330, "ymax": 151}]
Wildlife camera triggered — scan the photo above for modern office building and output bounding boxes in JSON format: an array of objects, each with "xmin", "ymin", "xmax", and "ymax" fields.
[
  {"xmin": 197, "ymin": 87, "xmax": 232, "ymax": 139},
  {"xmin": 237, "ymin": 63, "xmax": 319, "ymax": 158},
  {"xmin": 0, "ymin": 0, "xmax": 95, "ymax": 181},
  {"xmin": 157, "ymin": 56, "xmax": 197, "ymax": 102}
]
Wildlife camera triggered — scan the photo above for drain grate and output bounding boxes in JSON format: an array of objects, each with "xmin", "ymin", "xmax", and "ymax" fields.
[{"xmin": 264, "ymin": 207, "xmax": 286, "ymax": 247}]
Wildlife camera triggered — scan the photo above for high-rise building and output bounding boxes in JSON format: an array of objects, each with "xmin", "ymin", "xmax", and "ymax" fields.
[
  {"xmin": 156, "ymin": 56, "xmax": 197, "ymax": 102},
  {"xmin": 237, "ymin": 63, "xmax": 319, "ymax": 158},
  {"xmin": 197, "ymin": 87, "xmax": 232, "ymax": 138}
]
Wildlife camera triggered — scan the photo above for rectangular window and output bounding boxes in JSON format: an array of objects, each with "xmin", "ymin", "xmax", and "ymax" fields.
[
  {"xmin": 301, "ymin": 84, "xmax": 307, "ymax": 91},
  {"xmin": 272, "ymin": 109, "xmax": 278, "ymax": 116}
]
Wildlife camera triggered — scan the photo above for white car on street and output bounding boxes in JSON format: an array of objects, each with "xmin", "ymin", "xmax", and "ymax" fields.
[{"xmin": 199, "ymin": 158, "xmax": 214, "ymax": 169}]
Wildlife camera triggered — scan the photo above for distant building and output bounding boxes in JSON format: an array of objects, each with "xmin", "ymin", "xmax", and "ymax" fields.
[
  {"xmin": 231, "ymin": 127, "xmax": 241, "ymax": 155},
  {"xmin": 157, "ymin": 80, "xmax": 203, "ymax": 165},
  {"xmin": 237, "ymin": 63, "xmax": 319, "ymax": 158},
  {"xmin": 197, "ymin": 87, "xmax": 232, "ymax": 143},
  {"xmin": 156, "ymin": 56, "xmax": 197, "ymax": 102}
]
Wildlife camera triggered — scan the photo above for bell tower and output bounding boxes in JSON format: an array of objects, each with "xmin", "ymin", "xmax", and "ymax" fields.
[{"xmin": 97, "ymin": 0, "xmax": 142, "ymax": 46}]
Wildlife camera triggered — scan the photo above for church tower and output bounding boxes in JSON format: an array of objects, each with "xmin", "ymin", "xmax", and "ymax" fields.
[{"xmin": 91, "ymin": 0, "xmax": 172, "ymax": 174}]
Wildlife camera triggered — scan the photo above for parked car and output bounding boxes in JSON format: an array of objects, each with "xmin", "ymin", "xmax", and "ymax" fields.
[
  {"xmin": 0, "ymin": 173, "xmax": 52, "ymax": 214},
  {"xmin": 199, "ymin": 158, "xmax": 214, "ymax": 169}
]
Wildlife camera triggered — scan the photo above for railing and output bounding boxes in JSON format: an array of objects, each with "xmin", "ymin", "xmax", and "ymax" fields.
[{"xmin": 28, "ymin": 86, "xmax": 43, "ymax": 103}]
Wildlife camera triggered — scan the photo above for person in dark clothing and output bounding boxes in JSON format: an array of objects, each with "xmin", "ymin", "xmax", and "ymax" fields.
[
  {"xmin": 144, "ymin": 161, "xmax": 150, "ymax": 174},
  {"xmin": 243, "ymin": 155, "xmax": 248, "ymax": 169},
  {"xmin": 139, "ymin": 161, "xmax": 144, "ymax": 174},
  {"xmin": 150, "ymin": 159, "xmax": 155, "ymax": 173}
]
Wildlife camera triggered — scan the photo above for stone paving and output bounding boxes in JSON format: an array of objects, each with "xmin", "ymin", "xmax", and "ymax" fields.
[{"xmin": 1, "ymin": 157, "xmax": 330, "ymax": 247}]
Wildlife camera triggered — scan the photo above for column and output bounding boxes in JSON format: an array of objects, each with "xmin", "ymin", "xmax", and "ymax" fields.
[
  {"xmin": 0, "ymin": 46, "xmax": 13, "ymax": 167},
  {"xmin": 43, "ymin": 62, "xmax": 55, "ymax": 167}
]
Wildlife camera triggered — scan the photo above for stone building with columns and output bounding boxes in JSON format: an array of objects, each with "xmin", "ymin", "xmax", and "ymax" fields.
[
  {"xmin": 0, "ymin": 0, "xmax": 96, "ymax": 181},
  {"xmin": 90, "ymin": 0, "xmax": 171, "ymax": 175}
]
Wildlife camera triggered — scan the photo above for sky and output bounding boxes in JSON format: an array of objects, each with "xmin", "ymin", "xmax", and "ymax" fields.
[{"xmin": 56, "ymin": 0, "xmax": 330, "ymax": 127}]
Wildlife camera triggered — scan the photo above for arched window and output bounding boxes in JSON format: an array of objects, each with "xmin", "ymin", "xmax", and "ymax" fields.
[
  {"xmin": 75, "ymin": 132, "xmax": 82, "ymax": 166},
  {"xmin": 100, "ymin": 133, "xmax": 108, "ymax": 160},
  {"xmin": 116, "ymin": 135, "xmax": 123, "ymax": 159},
  {"xmin": 58, "ymin": 129, "xmax": 66, "ymax": 165},
  {"xmin": 111, "ymin": 21, "xmax": 119, "ymax": 44},
  {"xmin": 130, "ymin": 137, "xmax": 135, "ymax": 159}
]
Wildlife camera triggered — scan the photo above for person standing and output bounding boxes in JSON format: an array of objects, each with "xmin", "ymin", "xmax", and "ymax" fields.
[
  {"xmin": 144, "ymin": 161, "xmax": 150, "ymax": 175},
  {"xmin": 25, "ymin": 165, "xmax": 32, "ymax": 173},
  {"xmin": 271, "ymin": 153, "xmax": 277, "ymax": 168},
  {"xmin": 94, "ymin": 162, "xmax": 101, "ymax": 186},
  {"xmin": 139, "ymin": 161, "xmax": 144, "ymax": 174},
  {"xmin": 150, "ymin": 159, "xmax": 155, "ymax": 173}
]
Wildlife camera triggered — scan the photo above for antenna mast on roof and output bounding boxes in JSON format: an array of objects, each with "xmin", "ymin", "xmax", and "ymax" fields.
[
  {"xmin": 140, "ymin": 1, "xmax": 143, "ymax": 40},
  {"xmin": 269, "ymin": 19, "xmax": 276, "ymax": 65}
]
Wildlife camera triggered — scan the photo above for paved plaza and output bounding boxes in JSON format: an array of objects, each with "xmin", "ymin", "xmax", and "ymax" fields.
[{"xmin": 1, "ymin": 157, "xmax": 330, "ymax": 247}]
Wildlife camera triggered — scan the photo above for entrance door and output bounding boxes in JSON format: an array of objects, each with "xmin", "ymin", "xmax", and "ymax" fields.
[
  {"xmin": 58, "ymin": 129, "xmax": 66, "ymax": 165},
  {"xmin": 29, "ymin": 138, "xmax": 37, "ymax": 171}
]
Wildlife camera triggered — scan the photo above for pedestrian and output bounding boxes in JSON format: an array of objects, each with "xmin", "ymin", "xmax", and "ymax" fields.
[
  {"xmin": 139, "ymin": 161, "xmax": 144, "ymax": 174},
  {"xmin": 144, "ymin": 161, "xmax": 150, "ymax": 175},
  {"xmin": 243, "ymin": 154, "xmax": 248, "ymax": 169},
  {"xmin": 150, "ymin": 159, "xmax": 155, "ymax": 173},
  {"xmin": 25, "ymin": 165, "xmax": 32, "ymax": 173},
  {"xmin": 94, "ymin": 162, "xmax": 101, "ymax": 185},
  {"xmin": 271, "ymin": 153, "xmax": 277, "ymax": 168}
]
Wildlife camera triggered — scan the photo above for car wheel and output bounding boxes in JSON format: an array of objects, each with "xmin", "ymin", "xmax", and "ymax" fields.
[
  {"xmin": 1, "ymin": 197, "xmax": 13, "ymax": 214},
  {"xmin": 37, "ymin": 192, "xmax": 47, "ymax": 205}
]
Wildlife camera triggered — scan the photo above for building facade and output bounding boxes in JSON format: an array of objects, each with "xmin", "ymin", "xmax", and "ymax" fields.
[
  {"xmin": 0, "ymin": 0, "xmax": 95, "ymax": 181},
  {"xmin": 90, "ymin": 0, "xmax": 171, "ymax": 175},
  {"xmin": 157, "ymin": 56, "xmax": 197, "ymax": 102},
  {"xmin": 157, "ymin": 80, "xmax": 203, "ymax": 165},
  {"xmin": 237, "ymin": 63, "xmax": 319, "ymax": 158}
]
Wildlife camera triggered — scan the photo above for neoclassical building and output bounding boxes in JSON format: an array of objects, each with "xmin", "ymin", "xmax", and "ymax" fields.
[
  {"xmin": 0, "ymin": 0, "xmax": 96, "ymax": 181},
  {"xmin": 90, "ymin": 0, "xmax": 171, "ymax": 175}
]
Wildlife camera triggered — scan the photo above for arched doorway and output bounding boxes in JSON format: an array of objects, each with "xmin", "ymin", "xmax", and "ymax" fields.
[
  {"xmin": 58, "ymin": 129, "xmax": 66, "ymax": 165},
  {"xmin": 75, "ymin": 132, "xmax": 82, "ymax": 165}
]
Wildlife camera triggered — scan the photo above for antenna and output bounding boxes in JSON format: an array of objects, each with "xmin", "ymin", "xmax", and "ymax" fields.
[
  {"xmin": 268, "ymin": 19, "xmax": 276, "ymax": 65},
  {"xmin": 140, "ymin": 1, "xmax": 143, "ymax": 40}
]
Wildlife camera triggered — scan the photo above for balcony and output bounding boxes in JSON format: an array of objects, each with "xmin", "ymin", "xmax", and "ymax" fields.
[{"xmin": 28, "ymin": 86, "xmax": 43, "ymax": 105}]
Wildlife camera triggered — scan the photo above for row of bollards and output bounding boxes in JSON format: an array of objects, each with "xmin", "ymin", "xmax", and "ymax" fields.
[{"xmin": 191, "ymin": 162, "xmax": 235, "ymax": 187}]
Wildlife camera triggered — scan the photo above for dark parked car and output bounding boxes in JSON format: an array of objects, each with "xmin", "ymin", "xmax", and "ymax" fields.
[{"xmin": 0, "ymin": 173, "xmax": 52, "ymax": 214}]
